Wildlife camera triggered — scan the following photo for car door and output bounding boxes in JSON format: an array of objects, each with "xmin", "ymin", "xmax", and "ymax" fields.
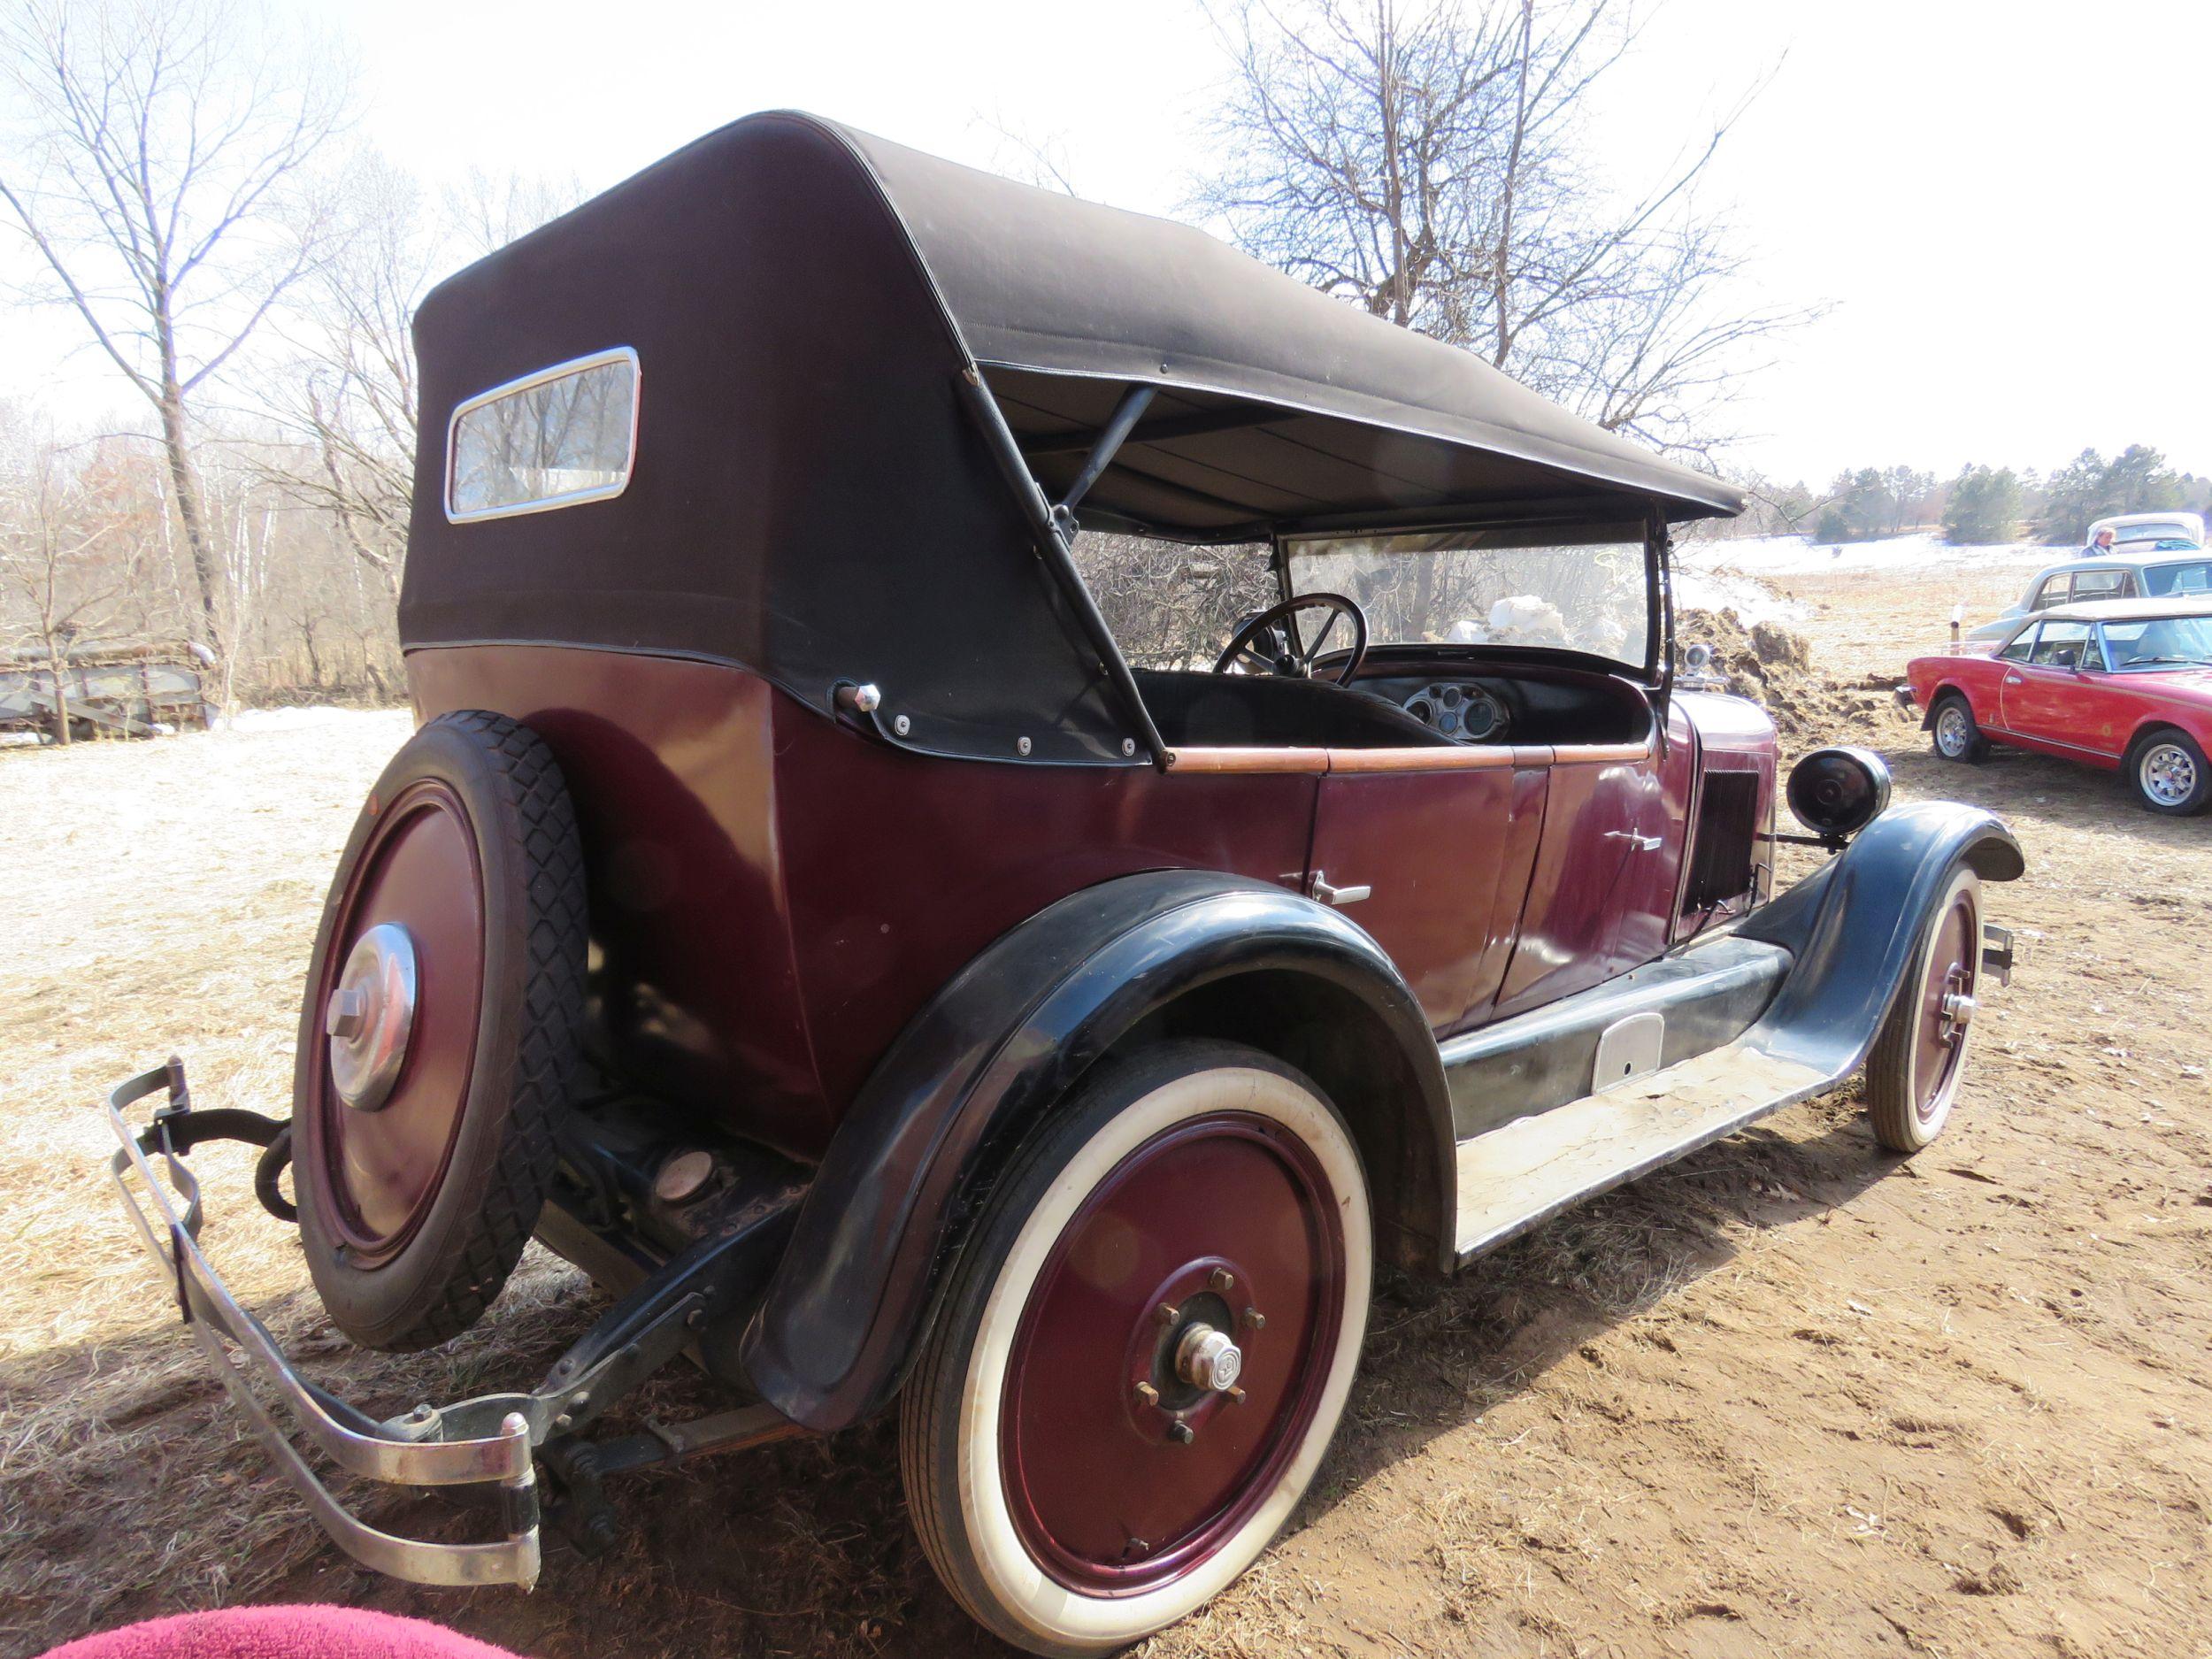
[
  {"xmin": 1305, "ymin": 758, "xmax": 1539, "ymax": 1029},
  {"xmin": 1999, "ymin": 618, "xmax": 2096, "ymax": 748},
  {"xmin": 1486, "ymin": 698, "xmax": 1694, "ymax": 1023}
]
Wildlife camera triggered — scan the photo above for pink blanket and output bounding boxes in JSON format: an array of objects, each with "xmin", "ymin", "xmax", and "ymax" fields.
[{"xmin": 42, "ymin": 1607, "xmax": 526, "ymax": 1659}]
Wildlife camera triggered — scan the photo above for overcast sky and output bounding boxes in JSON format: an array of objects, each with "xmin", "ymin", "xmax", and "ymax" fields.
[{"xmin": 7, "ymin": 0, "xmax": 2207, "ymax": 486}]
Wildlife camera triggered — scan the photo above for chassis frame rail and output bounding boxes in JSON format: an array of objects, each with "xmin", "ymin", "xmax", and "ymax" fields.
[{"xmin": 101, "ymin": 1060, "xmax": 799, "ymax": 1589}]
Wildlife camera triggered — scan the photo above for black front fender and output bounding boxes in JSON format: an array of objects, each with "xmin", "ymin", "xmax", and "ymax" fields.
[
  {"xmin": 1740, "ymin": 801, "xmax": 2021, "ymax": 1079},
  {"xmin": 741, "ymin": 870, "xmax": 1451, "ymax": 1432}
]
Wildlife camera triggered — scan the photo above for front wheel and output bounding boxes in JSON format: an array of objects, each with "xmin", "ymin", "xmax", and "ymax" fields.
[
  {"xmin": 1863, "ymin": 866, "xmax": 1981, "ymax": 1152},
  {"xmin": 900, "ymin": 1041, "xmax": 1371, "ymax": 1657},
  {"xmin": 1929, "ymin": 694, "xmax": 1988, "ymax": 764},
  {"xmin": 2126, "ymin": 730, "xmax": 2211, "ymax": 815}
]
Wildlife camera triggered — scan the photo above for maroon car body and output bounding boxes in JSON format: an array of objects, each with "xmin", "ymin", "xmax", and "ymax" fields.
[
  {"xmin": 1905, "ymin": 596, "xmax": 2212, "ymax": 813},
  {"xmin": 97, "ymin": 111, "xmax": 2023, "ymax": 1655}
]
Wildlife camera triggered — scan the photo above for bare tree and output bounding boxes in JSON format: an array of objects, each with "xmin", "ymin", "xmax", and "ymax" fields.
[
  {"xmin": 251, "ymin": 157, "xmax": 583, "ymax": 603},
  {"xmin": 0, "ymin": 427, "xmax": 150, "ymax": 744},
  {"xmin": 256, "ymin": 152, "xmax": 428, "ymax": 596},
  {"xmin": 0, "ymin": 0, "xmax": 351, "ymax": 665},
  {"xmin": 1194, "ymin": 0, "xmax": 1816, "ymax": 455}
]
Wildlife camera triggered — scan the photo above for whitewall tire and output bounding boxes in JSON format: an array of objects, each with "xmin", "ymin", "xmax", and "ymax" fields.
[{"xmin": 899, "ymin": 1041, "xmax": 1371, "ymax": 1656}]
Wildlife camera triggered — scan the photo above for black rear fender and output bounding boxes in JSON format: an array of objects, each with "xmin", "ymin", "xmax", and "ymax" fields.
[{"xmin": 740, "ymin": 870, "xmax": 1451, "ymax": 1432}]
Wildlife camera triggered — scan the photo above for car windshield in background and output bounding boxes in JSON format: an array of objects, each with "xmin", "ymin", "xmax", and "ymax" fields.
[
  {"xmin": 2140, "ymin": 560, "xmax": 2212, "ymax": 595},
  {"xmin": 2101, "ymin": 616, "xmax": 2212, "ymax": 670},
  {"xmin": 1283, "ymin": 524, "xmax": 1649, "ymax": 668},
  {"xmin": 2116, "ymin": 525, "xmax": 2196, "ymax": 547}
]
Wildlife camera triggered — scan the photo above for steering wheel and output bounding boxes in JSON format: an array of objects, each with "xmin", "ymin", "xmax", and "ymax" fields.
[{"xmin": 1212, "ymin": 593, "xmax": 1370, "ymax": 684}]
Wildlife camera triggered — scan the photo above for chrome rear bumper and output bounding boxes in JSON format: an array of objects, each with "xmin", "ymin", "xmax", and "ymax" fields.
[{"xmin": 104, "ymin": 1063, "xmax": 542, "ymax": 1587}]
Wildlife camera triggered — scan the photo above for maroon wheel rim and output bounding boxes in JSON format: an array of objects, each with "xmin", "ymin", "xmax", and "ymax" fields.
[
  {"xmin": 999, "ymin": 1110, "xmax": 1346, "ymax": 1595},
  {"xmin": 308, "ymin": 780, "xmax": 486, "ymax": 1263},
  {"xmin": 1911, "ymin": 887, "xmax": 1978, "ymax": 1121}
]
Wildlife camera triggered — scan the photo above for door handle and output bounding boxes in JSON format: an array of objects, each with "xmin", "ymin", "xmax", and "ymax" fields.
[
  {"xmin": 2004, "ymin": 674, "xmax": 2024, "ymax": 685},
  {"xmin": 1606, "ymin": 831, "xmax": 1663, "ymax": 852},
  {"xmin": 1310, "ymin": 872, "xmax": 1371, "ymax": 906}
]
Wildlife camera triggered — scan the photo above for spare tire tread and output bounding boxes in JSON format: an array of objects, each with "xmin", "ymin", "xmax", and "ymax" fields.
[
  {"xmin": 408, "ymin": 710, "xmax": 588, "ymax": 1348},
  {"xmin": 297, "ymin": 710, "xmax": 588, "ymax": 1351}
]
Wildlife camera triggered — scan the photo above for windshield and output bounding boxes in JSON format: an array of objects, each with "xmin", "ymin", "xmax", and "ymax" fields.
[
  {"xmin": 2140, "ymin": 560, "xmax": 2212, "ymax": 595},
  {"xmin": 1282, "ymin": 522, "xmax": 1650, "ymax": 670},
  {"xmin": 2114, "ymin": 523, "xmax": 2197, "ymax": 546},
  {"xmin": 2100, "ymin": 617, "xmax": 2212, "ymax": 670}
]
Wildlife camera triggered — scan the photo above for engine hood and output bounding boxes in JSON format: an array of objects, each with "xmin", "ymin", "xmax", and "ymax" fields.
[{"xmin": 1676, "ymin": 688, "xmax": 1778, "ymax": 753}]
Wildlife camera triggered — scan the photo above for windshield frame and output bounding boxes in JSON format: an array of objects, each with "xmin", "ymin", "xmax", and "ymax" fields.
[{"xmin": 1271, "ymin": 513, "xmax": 1665, "ymax": 685}]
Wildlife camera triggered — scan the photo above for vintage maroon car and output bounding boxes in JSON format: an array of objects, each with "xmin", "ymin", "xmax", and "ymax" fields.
[
  {"xmin": 1905, "ymin": 596, "xmax": 2212, "ymax": 813},
  {"xmin": 100, "ymin": 113, "xmax": 2021, "ymax": 1655}
]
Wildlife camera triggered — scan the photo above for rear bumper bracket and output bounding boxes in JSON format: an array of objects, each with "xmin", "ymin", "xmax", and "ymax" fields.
[{"xmin": 100, "ymin": 1061, "xmax": 803, "ymax": 1591}]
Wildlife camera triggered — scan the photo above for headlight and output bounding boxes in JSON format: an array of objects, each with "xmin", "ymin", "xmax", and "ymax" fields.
[{"xmin": 1786, "ymin": 746, "xmax": 1891, "ymax": 840}]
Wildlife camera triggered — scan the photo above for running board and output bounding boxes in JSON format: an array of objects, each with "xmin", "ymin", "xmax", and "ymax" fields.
[{"xmin": 1453, "ymin": 1038, "xmax": 1829, "ymax": 1263}]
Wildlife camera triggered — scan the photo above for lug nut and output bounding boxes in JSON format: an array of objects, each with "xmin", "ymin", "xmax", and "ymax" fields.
[
  {"xmin": 1156, "ymin": 1302, "xmax": 1180, "ymax": 1327},
  {"xmin": 1133, "ymin": 1380, "xmax": 1159, "ymax": 1407},
  {"xmin": 1167, "ymin": 1422, "xmax": 1195, "ymax": 1446},
  {"xmin": 1226, "ymin": 1386, "xmax": 1247, "ymax": 1406},
  {"xmin": 1210, "ymin": 1267, "xmax": 1235, "ymax": 1292},
  {"xmin": 1241, "ymin": 1308, "xmax": 1266, "ymax": 1333}
]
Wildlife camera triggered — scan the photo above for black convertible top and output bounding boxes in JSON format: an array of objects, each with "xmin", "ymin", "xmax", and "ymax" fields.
[
  {"xmin": 401, "ymin": 111, "xmax": 1739, "ymax": 766},
  {"xmin": 838, "ymin": 120, "xmax": 1742, "ymax": 534}
]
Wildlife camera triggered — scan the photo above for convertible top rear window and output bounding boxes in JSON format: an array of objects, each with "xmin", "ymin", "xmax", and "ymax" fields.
[
  {"xmin": 1283, "ymin": 522, "xmax": 1650, "ymax": 669},
  {"xmin": 446, "ymin": 348, "xmax": 640, "ymax": 523}
]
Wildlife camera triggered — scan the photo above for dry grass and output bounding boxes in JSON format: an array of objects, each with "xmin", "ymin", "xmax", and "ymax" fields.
[{"xmin": 6, "ymin": 588, "xmax": 2212, "ymax": 1659}]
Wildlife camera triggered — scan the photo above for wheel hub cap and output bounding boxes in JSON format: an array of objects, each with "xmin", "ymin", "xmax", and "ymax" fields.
[
  {"xmin": 2144, "ymin": 745, "xmax": 2194, "ymax": 805},
  {"xmin": 326, "ymin": 922, "xmax": 418, "ymax": 1112},
  {"xmin": 1176, "ymin": 1322, "xmax": 1244, "ymax": 1392}
]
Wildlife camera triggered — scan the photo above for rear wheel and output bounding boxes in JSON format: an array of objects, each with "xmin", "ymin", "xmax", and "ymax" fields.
[
  {"xmin": 1864, "ymin": 866, "xmax": 1980, "ymax": 1152},
  {"xmin": 1930, "ymin": 694, "xmax": 1988, "ymax": 764},
  {"xmin": 294, "ymin": 711, "xmax": 587, "ymax": 1351},
  {"xmin": 901, "ymin": 1041, "xmax": 1371, "ymax": 1656},
  {"xmin": 2126, "ymin": 729, "xmax": 2210, "ymax": 815}
]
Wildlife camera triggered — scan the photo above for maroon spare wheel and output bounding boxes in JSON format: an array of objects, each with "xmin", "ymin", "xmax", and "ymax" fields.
[{"xmin": 294, "ymin": 710, "xmax": 587, "ymax": 1351}]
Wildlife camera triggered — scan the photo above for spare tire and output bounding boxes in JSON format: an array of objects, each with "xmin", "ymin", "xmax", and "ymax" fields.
[{"xmin": 293, "ymin": 710, "xmax": 588, "ymax": 1351}]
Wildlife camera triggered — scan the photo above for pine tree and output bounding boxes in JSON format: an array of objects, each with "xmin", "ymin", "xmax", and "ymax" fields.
[{"xmin": 1943, "ymin": 465, "xmax": 2023, "ymax": 545}]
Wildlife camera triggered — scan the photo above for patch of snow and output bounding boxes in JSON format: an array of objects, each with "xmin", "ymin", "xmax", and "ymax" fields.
[
  {"xmin": 1680, "ymin": 532, "xmax": 2062, "ymax": 579},
  {"xmin": 1672, "ymin": 566, "xmax": 1808, "ymax": 628},
  {"xmin": 219, "ymin": 705, "xmax": 404, "ymax": 735}
]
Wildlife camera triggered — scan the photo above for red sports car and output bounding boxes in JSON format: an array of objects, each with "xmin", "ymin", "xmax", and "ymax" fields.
[{"xmin": 1904, "ymin": 597, "xmax": 2212, "ymax": 813}]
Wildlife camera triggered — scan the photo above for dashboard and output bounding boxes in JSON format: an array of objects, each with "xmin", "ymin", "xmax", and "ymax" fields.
[
  {"xmin": 1348, "ymin": 655, "xmax": 1655, "ymax": 748},
  {"xmin": 1397, "ymin": 681, "xmax": 1510, "ymax": 741}
]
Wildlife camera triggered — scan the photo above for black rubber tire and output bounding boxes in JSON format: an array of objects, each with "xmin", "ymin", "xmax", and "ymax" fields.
[
  {"xmin": 2124, "ymin": 727, "xmax": 2212, "ymax": 816},
  {"xmin": 900, "ymin": 1040, "xmax": 1371, "ymax": 1656},
  {"xmin": 294, "ymin": 711, "xmax": 588, "ymax": 1351},
  {"xmin": 1928, "ymin": 693, "xmax": 1989, "ymax": 764},
  {"xmin": 1864, "ymin": 866, "xmax": 1980, "ymax": 1153}
]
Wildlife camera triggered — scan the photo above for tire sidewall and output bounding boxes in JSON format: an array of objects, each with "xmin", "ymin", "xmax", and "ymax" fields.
[
  {"xmin": 1888, "ymin": 865, "xmax": 1981, "ymax": 1150},
  {"xmin": 917, "ymin": 1043, "xmax": 1372, "ymax": 1655},
  {"xmin": 294, "ymin": 716, "xmax": 559, "ymax": 1348}
]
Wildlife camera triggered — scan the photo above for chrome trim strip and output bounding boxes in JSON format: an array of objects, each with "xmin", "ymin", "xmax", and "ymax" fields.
[
  {"xmin": 1981, "ymin": 724, "xmax": 2118, "ymax": 760},
  {"xmin": 443, "ymin": 346, "xmax": 641, "ymax": 526},
  {"xmin": 101, "ymin": 1065, "xmax": 541, "ymax": 1588}
]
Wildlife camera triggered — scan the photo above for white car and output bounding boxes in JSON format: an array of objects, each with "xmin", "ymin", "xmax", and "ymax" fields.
[
  {"xmin": 1964, "ymin": 546, "xmax": 2212, "ymax": 644},
  {"xmin": 2088, "ymin": 511, "xmax": 2205, "ymax": 553}
]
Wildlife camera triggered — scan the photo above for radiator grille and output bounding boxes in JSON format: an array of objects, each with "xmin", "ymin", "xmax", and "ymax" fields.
[{"xmin": 1684, "ymin": 772, "xmax": 1759, "ymax": 911}]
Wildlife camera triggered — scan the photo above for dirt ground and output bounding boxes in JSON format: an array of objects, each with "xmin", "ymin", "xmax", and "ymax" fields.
[{"xmin": 4, "ymin": 567, "xmax": 2209, "ymax": 1659}]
